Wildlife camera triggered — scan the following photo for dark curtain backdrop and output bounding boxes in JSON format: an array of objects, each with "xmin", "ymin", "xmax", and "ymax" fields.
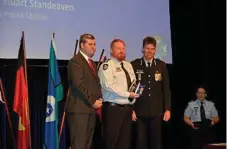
[
  {"xmin": 0, "ymin": 0, "xmax": 225, "ymax": 148},
  {"xmin": 170, "ymin": 0, "xmax": 226, "ymax": 148}
]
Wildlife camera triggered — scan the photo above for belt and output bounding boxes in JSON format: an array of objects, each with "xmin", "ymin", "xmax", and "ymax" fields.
[
  {"xmin": 194, "ymin": 119, "xmax": 212, "ymax": 128},
  {"xmin": 103, "ymin": 102, "xmax": 132, "ymax": 107}
]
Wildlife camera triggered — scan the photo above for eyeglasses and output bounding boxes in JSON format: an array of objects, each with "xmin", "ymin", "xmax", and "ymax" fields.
[{"xmin": 197, "ymin": 92, "xmax": 206, "ymax": 95}]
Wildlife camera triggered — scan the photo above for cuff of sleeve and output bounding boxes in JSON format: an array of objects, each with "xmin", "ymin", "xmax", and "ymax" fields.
[
  {"xmin": 126, "ymin": 92, "xmax": 130, "ymax": 98},
  {"xmin": 165, "ymin": 107, "xmax": 171, "ymax": 111}
]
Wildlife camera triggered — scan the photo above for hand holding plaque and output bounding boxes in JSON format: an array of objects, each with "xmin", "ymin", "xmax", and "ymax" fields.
[
  {"xmin": 129, "ymin": 80, "xmax": 145, "ymax": 96},
  {"xmin": 134, "ymin": 69, "xmax": 145, "ymax": 95}
]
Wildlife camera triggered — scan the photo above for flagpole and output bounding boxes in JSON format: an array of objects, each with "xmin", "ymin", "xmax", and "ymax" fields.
[
  {"xmin": 59, "ymin": 88, "xmax": 70, "ymax": 141},
  {"xmin": 103, "ymin": 56, "xmax": 107, "ymax": 63},
  {"xmin": 97, "ymin": 49, "xmax": 105, "ymax": 69},
  {"xmin": 22, "ymin": 32, "xmax": 27, "ymax": 84},
  {"xmin": 0, "ymin": 78, "xmax": 17, "ymax": 149},
  {"xmin": 52, "ymin": 32, "xmax": 65, "ymax": 143},
  {"xmin": 74, "ymin": 39, "xmax": 79, "ymax": 56},
  {"xmin": 59, "ymin": 39, "xmax": 79, "ymax": 140},
  {"xmin": 59, "ymin": 39, "xmax": 79, "ymax": 148},
  {"xmin": 22, "ymin": 31, "xmax": 32, "ymax": 149}
]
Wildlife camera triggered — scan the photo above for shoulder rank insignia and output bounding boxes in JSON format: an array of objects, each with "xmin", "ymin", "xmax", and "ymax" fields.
[
  {"xmin": 103, "ymin": 64, "xmax": 108, "ymax": 70},
  {"xmin": 105, "ymin": 59, "xmax": 111, "ymax": 62}
]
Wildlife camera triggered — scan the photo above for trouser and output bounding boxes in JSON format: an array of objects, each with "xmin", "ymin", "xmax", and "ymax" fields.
[
  {"xmin": 190, "ymin": 125, "xmax": 214, "ymax": 149},
  {"xmin": 67, "ymin": 112, "xmax": 96, "ymax": 149},
  {"xmin": 102, "ymin": 102, "xmax": 133, "ymax": 149},
  {"xmin": 135, "ymin": 116, "xmax": 162, "ymax": 149}
]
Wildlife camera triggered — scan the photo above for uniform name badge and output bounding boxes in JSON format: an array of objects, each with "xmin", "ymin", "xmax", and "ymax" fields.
[
  {"xmin": 155, "ymin": 71, "xmax": 162, "ymax": 81},
  {"xmin": 194, "ymin": 107, "xmax": 198, "ymax": 115}
]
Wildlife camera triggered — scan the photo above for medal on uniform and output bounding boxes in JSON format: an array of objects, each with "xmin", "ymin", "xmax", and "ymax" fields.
[
  {"xmin": 155, "ymin": 71, "xmax": 162, "ymax": 81},
  {"xmin": 131, "ymin": 70, "xmax": 144, "ymax": 95},
  {"xmin": 136, "ymin": 69, "xmax": 143, "ymax": 82}
]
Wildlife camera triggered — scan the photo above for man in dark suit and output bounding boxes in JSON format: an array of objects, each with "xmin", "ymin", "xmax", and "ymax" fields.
[
  {"xmin": 67, "ymin": 33, "xmax": 103, "ymax": 149},
  {"xmin": 131, "ymin": 36, "xmax": 171, "ymax": 149}
]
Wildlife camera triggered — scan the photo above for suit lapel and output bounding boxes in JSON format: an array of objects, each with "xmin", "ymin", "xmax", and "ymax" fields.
[{"xmin": 77, "ymin": 52, "xmax": 98, "ymax": 79}]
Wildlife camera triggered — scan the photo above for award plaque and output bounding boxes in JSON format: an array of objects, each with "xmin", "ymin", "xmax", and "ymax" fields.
[{"xmin": 129, "ymin": 80, "xmax": 144, "ymax": 95}]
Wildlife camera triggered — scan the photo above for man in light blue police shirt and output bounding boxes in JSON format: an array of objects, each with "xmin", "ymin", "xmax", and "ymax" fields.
[
  {"xmin": 184, "ymin": 87, "xmax": 219, "ymax": 149},
  {"xmin": 98, "ymin": 39, "xmax": 139, "ymax": 149}
]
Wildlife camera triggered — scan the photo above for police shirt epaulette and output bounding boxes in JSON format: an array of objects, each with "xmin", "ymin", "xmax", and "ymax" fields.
[
  {"xmin": 188, "ymin": 100, "xmax": 194, "ymax": 104},
  {"xmin": 124, "ymin": 59, "xmax": 130, "ymax": 63},
  {"xmin": 105, "ymin": 59, "xmax": 111, "ymax": 63},
  {"xmin": 155, "ymin": 58, "xmax": 166, "ymax": 64},
  {"xmin": 207, "ymin": 100, "xmax": 214, "ymax": 104},
  {"xmin": 102, "ymin": 59, "xmax": 111, "ymax": 70}
]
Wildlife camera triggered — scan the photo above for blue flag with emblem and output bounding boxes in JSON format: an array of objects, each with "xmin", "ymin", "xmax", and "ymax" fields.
[{"xmin": 44, "ymin": 37, "xmax": 63, "ymax": 149}]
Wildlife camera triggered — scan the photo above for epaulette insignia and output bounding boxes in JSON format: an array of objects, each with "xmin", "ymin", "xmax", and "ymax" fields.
[{"xmin": 103, "ymin": 64, "xmax": 108, "ymax": 70}]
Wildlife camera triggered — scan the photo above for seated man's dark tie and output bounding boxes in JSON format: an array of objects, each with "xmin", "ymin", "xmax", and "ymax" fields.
[
  {"xmin": 120, "ymin": 62, "xmax": 133, "ymax": 102},
  {"xmin": 200, "ymin": 101, "xmax": 206, "ymax": 122}
]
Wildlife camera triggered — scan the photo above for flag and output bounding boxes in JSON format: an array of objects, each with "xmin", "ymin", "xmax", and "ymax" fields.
[
  {"xmin": 103, "ymin": 56, "xmax": 107, "ymax": 62},
  {"xmin": 0, "ymin": 85, "xmax": 5, "ymax": 104},
  {"xmin": 0, "ymin": 88, "xmax": 6, "ymax": 149},
  {"xmin": 44, "ymin": 37, "xmax": 63, "ymax": 149},
  {"xmin": 13, "ymin": 33, "xmax": 31, "ymax": 149}
]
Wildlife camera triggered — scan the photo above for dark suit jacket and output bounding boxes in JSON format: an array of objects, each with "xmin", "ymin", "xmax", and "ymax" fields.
[
  {"xmin": 131, "ymin": 58, "xmax": 171, "ymax": 117},
  {"xmin": 66, "ymin": 52, "xmax": 102, "ymax": 113}
]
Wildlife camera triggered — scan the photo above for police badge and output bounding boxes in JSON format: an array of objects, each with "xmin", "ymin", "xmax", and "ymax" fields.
[
  {"xmin": 155, "ymin": 71, "xmax": 162, "ymax": 81},
  {"xmin": 194, "ymin": 107, "xmax": 198, "ymax": 115},
  {"xmin": 103, "ymin": 64, "xmax": 108, "ymax": 70}
]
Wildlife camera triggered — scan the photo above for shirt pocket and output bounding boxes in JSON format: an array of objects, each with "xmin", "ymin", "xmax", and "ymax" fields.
[
  {"xmin": 192, "ymin": 107, "xmax": 200, "ymax": 121},
  {"xmin": 114, "ymin": 69, "xmax": 126, "ymax": 84},
  {"xmin": 205, "ymin": 106, "xmax": 212, "ymax": 118}
]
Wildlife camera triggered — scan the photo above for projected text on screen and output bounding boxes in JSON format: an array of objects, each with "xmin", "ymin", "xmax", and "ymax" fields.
[{"xmin": 0, "ymin": 0, "xmax": 172, "ymax": 63}]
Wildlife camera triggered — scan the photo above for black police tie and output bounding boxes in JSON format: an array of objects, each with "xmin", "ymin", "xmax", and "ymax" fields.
[
  {"xmin": 121, "ymin": 62, "xmax": 131, "ymax": 89},
  {"xmin": 200, "ymin": 101, "xmax": 206, "ymax": 122},
  {"xmin": 147, "ymin": 62, "xmax": 151, "ymax": 68}
]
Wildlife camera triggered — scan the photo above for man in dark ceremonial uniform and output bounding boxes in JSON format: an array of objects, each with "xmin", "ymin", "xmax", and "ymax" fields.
[{"xmin": 131, "ymin": 36, "xmax": 171, "ymax": 149}]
